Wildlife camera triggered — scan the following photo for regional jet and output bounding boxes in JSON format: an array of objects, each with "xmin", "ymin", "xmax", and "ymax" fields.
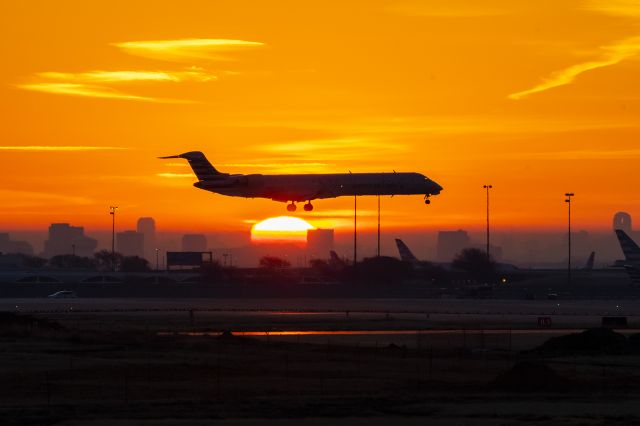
[{"xmin": 160, "ymin": 151, "xmax": 443, "ymax": 211}]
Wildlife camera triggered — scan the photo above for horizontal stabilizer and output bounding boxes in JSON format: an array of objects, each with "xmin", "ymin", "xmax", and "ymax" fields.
[{"xmin": 158, "ymin": 151, "xmax": 226, "ymax": 181}]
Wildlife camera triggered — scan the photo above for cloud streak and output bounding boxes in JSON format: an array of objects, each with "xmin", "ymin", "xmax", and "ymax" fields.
[
  {"xmin": 509, "ymin": 36, "xmax": 640, "ymax": 100},
  {"xmin": 584, "ymin": 0, "xmax": 640, "ymax": 17},
  {"xmin": 0, "ymin": 145, "xmax": 125, "ymax": 151},
  {"xmin": 114, "ymin": 38, "xmax": 264, "ymax": 62},
  {"xmin": 510, "ymin": 148, "xmax": 640, "ymax": 160},
  {"xmin": 156, "ymin": 173, "xmax": 194, "ymax": 178},
  {"xmin": 18, "ymin": 83, "xmax": 163, "ymax": 101},
  {"xmin": 38, "ymin": 68, "xmax": 216, "ymax": 83}
]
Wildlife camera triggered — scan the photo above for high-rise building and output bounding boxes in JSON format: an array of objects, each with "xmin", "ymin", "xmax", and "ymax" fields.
[
  {"xmin": 306, "ymin": 229, "xmax": 334, "ymax": 258},
  {"xmin": 43, "ymin": 223, "xmax": 97, "ymax": 258},
  {"xmin": 436, "ymin": 230, "xmax": 470, "ymax": 262},
  {"xmin": 117, "ymin": 231, "xmax": 145, "ymax": 257},
  {"xmin": 182, "ymin": 234, "xmax": 207, "ymax": 252},
  {"xmin": 136, "ymin": 217, "xmax": 156, "ymax": 261}
]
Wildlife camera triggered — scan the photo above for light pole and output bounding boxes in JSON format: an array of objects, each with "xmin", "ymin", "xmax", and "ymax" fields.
[
  {"xmin": 377, "ymin": 194, "xmax": 381, "ymax": 258},
  {"xmin": 155, "ymin": 248, "xmax": 159, "ymax": 272},
  {"xmin": 109, "ymin": 206, "xmax": 118, "ymax": 271},
  {"xmin": 564, "ymin": 193, "xmax": 574, "ymax": 286},
  {"xmin": 354, "ymin": 194, "xmax": 357, "ymax": 266},
  {"xmin": 483, "ymin": 185, "xmax": 492, "ymax": 259}
]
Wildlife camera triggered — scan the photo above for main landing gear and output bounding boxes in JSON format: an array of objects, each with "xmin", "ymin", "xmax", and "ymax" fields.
[
  {"xmin": 286, "ymin": 201, "xmax": 314, "ymax": 212},
  {"xmin": 424, "ymin": 195, "xmax": 431, "ymax": 205}
]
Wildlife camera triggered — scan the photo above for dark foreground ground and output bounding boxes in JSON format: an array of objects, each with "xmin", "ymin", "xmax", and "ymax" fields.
[{"xmin": 2, "ymin": 300, "xmax": 640, "ymax": 425}]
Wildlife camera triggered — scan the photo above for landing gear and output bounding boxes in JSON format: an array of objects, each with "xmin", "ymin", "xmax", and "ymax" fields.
[
  {"xmin": 286, "ymin": 202, "xmax": 297, "ymax": 212},
  {"xmin": 424, "ymin": 195, "xmax": 431, "ymax": 205},
  {"xmin": 303, "ymin": 202, "xmax": 314, "ymax": 212}
]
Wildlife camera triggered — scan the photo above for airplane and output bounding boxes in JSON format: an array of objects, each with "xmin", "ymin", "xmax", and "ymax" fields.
[
  {"xmin": 614, "ymin": 229, "xmax": 640, "ymax": 285},
  {"xmin": 159, "ymin": 151, "xmax": 443, "ymax": 211}
]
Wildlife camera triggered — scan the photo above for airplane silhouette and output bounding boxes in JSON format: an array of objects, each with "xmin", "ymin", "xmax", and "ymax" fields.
[{"xmin": 160, "ymin": 151, "xmax": 443, "ymax": 211}]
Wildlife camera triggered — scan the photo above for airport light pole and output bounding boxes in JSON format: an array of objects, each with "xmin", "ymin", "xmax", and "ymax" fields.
[
  {"xmin": 483, "ymin": 185, "xmax": 492, "ymax": 259},
  {"xmin": 565, "ymin": 193, "xmax": 574, "ymax": 286},
  {"xmin": 354, "ymin": 195, "xmax": 358, "ymax": 266},
  {"xmin": 109, "ymin": 206, "xmax": 118, "ymax": 271},
  {"xmin": 377, "ymin": 194, "xmax": 381, "ymax": 257}
]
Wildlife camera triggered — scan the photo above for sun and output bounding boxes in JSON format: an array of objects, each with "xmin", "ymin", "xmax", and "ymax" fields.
[{"xmin": 251, "ymin": 216, "xmax": 316, "ymax": 244}]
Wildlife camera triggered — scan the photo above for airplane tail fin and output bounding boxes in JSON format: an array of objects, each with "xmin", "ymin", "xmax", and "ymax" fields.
[
  {"xmin": 329, "ymin": 251, "xmax": 347, "ymax": 268},
  {"xmin": 615, "ymin": 229, "xmax": 640, "ymax": 262},
  {"xmin": 395, "ymin": 239, "xmax": 419, "ymax": 263},
  {"xmin": 159, "ymin": 151, "xmax": 227, "ymax": 181},
  {"xmin": 584, "ymin": 251, "xmax": 595, "ymax": 270}
]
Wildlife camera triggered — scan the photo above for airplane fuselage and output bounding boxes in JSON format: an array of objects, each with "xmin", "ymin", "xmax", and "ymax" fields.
[{"xmin": 194, "ymin": 172, "xmax": 441, "ymax": 203}]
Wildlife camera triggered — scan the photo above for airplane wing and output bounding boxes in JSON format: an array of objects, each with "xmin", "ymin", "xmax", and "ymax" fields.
[{"xmin": 270, "ymin": 190, "xmax": 323, "ymax": 203}]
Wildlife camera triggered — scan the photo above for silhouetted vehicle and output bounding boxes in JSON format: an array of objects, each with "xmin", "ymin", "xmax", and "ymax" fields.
[
  {"xmin": 160, "ymin": 151, "xmax": 442, "ymax": 211},
  {"xmin": 47, "ymin": 290, "xmax": 77, "ymax": 298}
]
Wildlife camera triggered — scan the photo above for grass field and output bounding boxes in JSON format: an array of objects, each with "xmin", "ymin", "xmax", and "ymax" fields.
[{"xmin": 2, "ymin": 303, "xmax": 640, "ymax": 425}]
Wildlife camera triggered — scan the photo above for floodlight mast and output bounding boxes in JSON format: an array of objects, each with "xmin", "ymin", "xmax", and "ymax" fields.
[{"xmin": 564, "ymin": 193, "xmax": 574, "ymax": 286}]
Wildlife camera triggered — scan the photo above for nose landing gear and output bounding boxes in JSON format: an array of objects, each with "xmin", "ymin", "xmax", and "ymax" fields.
[
  {"xmin": 303, "ymin": 202, "xmax": 314, "ymax": 212},
  {"xmin": 424, "ymin": 195, "xmax": 431, "ymax": 205},
  {"xmin": 286, "ymin": 202, "xmax": 297, "ymax": 212}
]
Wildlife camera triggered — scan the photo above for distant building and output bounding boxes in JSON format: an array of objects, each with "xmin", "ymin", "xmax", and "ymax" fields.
[
  {"xmin": 136, "ymin": 217, "xmax": 156, "ymax": 261},
  {"xmin": 613, "ymin": 212, "xmax": 632, "ymax": 233},
  {"xmin": 307, "ymin": 229, "xmax": 334, "ymax": 258},
  {"xmin": 117, "ymin": 231, "xmax": 145, "ymax": 257},
  {"xmin": 0, "ymin": 233, "xmax": 33, "ymax": 255},
  {"xmin": 182, "ymin": 234, "xmax": 207, "ymax": 252},
  {"xmin": 436, "ymin": 230, "xmax": 470, "ymax": 262},
  {"xmin": 43, "ymin": 223, "xmax": 97, "ymax": 258}
]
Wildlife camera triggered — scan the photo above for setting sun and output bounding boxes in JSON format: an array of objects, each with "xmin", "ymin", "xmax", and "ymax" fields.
[{"xmin": 251, "ymin": 216, "xmax": 316, "ymax": 244}]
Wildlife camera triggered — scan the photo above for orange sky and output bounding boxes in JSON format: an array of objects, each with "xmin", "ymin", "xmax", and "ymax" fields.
[{"xmin": 2, "ymin": 0, "xmax": 640, "ymax": 234}]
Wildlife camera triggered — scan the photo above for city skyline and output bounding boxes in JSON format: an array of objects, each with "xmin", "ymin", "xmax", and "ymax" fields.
[{"xmin": 2, "ymin": 1, "xmax": 640, "ymax": 233}]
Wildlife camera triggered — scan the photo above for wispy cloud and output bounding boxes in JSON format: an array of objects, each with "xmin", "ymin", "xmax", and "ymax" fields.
[
  {"xmin": 0, "ymin": 145, "xmax": 125, "ymax": 151},
  {"xmin": 0, "ymin": 189, "xmax": 94, "ymax": 207},
  {"xmin": 220, "ymin": 162, "xmax": 328, "ymax": 168},
  {"xmin": 263, "ymin": 138, "xmax": 408, "ymax": 161},
  {"xmin": 17, "ymin": 67, "xmax": 217, "ymax": 102},
  {"xmin": 584, "ymin": 0, "xmax": 640, "ymax": 17},
  {"xmin": 509, "ymin": 149, "xmax": 640, "ymax": 160},
  {"xmin": 37, "ymin": 68, "xmax": 216, "ymax": 83},
  {"xmin": 391, "ymin": 3, "xmax": 509, "ymax": 18},
  {"xmin": 18, "ymin": 83, "xmax": 165, "ymax": 102},
  {"xmin": 156, "ymin": 173, "xmax": 194, "ymax": 178},
  {"xmin": 509, "ymin": 36, "xmax": 640, "ymax": 100},
  {"xmin": 114, "ymin": 38, "xmax": 264, "ymax": 62}
]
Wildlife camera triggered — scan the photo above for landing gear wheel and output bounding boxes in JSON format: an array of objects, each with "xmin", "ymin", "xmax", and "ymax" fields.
[
  {"xmin": 425, "ymin": 199, "xmax": 431, "ymax": 205},
  {"xmin": 286, "ymin": 203, "xmax": 297, "ymax": 212},
  {"xmin": 303, "ymin": 202, "xmax": 314, "ymax": 212}
]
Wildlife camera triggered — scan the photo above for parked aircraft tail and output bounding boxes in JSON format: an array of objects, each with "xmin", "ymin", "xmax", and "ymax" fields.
[
  {"xmin": 395, "ymin": 239, "xmax": 419, "ymax": 263},
  {"xmin": 583, "ymin": 251, "xmax": 595, "ymax": 270},
  {"xmin": 329, "ymin": 251, "xmax": 347, "ymax": 268},
  {"xmin": 615, "ymin": 229, "xmax": 640, "ymax": 262},
  {"xmin": 159, "ymin": 151, "xmax": 227, "ymax": 181}
]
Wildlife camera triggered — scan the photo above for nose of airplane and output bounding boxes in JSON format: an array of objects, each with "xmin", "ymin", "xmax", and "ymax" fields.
[{"xmin": 431, "ymin": 180, "xmax": 443, "ymax": 194}]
